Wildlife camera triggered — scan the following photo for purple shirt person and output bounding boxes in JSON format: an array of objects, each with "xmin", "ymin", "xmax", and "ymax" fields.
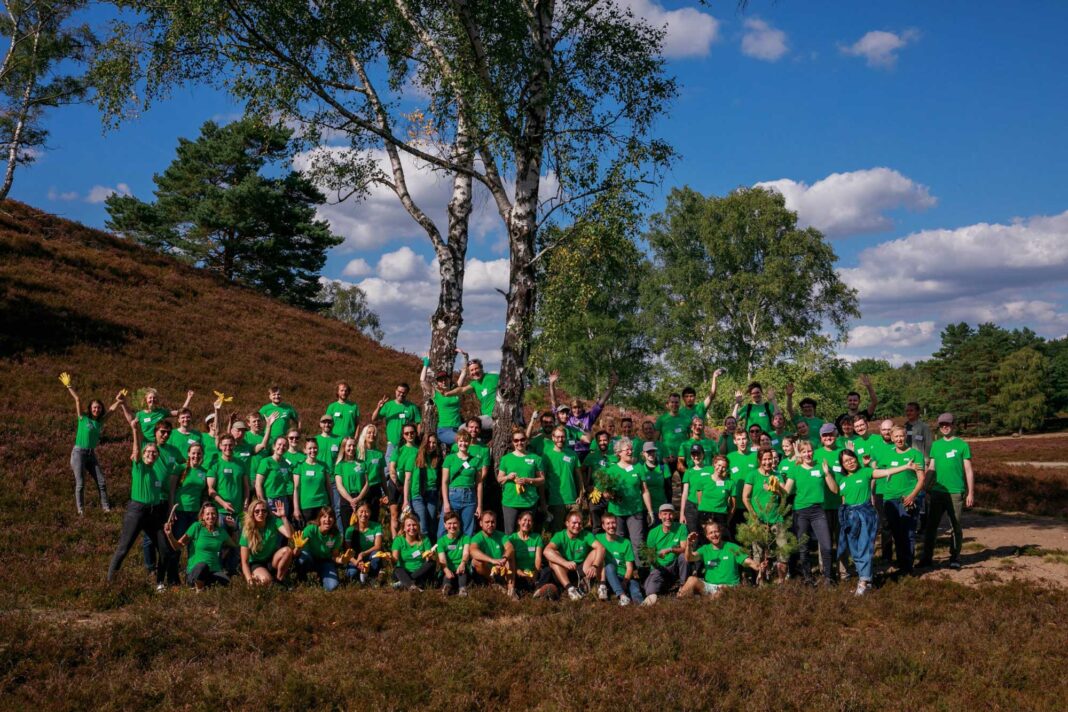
[{"xmin": 548, "ymin": 371, "xmax": 618, "ymax": 456}]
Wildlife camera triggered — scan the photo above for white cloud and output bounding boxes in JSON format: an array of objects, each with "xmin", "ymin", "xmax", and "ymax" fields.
[
  {"xmin": 741, "ymin": 18, "xmax": 788, "ymax": 61},
  {"xmin": 463, "ymin": 258, "xmax": 510, "ymax": 294},
  {"xmin": 376, "ymin": 246, "xmax": 430, "ymax": 280},
  {"xmin": 620, "ymin": 0, "xmax": 719, "ymax": 59},
  {"xmin": 840, "ymin": 29, "xmax": 919, "ymax": 69},
  {"xmin": 756, "ymin": 167, "xmax": 936, "ymax": 237},
  {"xmin": 341, "ymin": 258, "xmax": 373, "ymax": 278},
  {"xmin": 840, "ymin": 210, "xmax": 1068, "ymax": 308},
  {"xmin": 848, "ymin": 320, "xmax": 936, "ymax": 349},
  {"xmin": 47, "ymin": 187, "xmax": 79, "ymax": 201},
  {"xmin": 85, "ymin": 183, "xmax": 131, "ymax": 204},
  {"xmin": 942, "ymin": 299, "xmax": 1068, "ymax": 330}
]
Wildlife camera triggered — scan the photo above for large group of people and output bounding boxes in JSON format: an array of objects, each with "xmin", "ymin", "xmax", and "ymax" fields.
[{"xmin": 63, "ymin": 350, "xmax": 975, "ymax": 601}]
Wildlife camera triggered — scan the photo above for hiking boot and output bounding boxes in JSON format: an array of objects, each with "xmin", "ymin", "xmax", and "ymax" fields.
[
  {"xmin": 597, "ymin": 584, "xmax": 609, "ymax": 601},
  {"xmin": 640, "ymin": 593, "xmax": 658, "ymax": 606},
  {"xmin": 618, "ymin": 594, "xmax": 631, "ymax": 607},
  {"xmin": 948, "ymin": 560, "xmax": 962, "ymax": 570},
  {"xmin": 567, "ymin": 586, "xmax": 583, "ymax": 601}
]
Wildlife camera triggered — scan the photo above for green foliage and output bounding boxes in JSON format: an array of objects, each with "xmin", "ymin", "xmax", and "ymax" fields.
[
  {"xmin": 992, "ymin": 347, "xmax": 1049, "ymax": 433},
  {"xmin": 531, "ymin": 189, "xmax": 651, "ymax": 400},
  {"xmin": 105, "ymin": 118, "xmax": 342, "ymax": 310},
  {"xmin": 637, "ymin": 543, "xmax": 658, "ymax": 569},
  {"xmin": 642, "ymin": 186, "xmax": 858, "ymax": 385},
  {"xmin": 0, "ymin": 0, "xmax": 95, "ymax": 199},
  {"xmin": 318, "ymin": 280, "xmax": 384, "ymax": 343},
  {"xmin": 592, "ymin": 469, "xmax": 622, "ymax": 500}
]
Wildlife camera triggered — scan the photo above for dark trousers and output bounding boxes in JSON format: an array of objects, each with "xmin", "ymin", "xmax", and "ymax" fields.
[
  {"xmin": 394, "ymin": 561, "xmax": 438, "ymax": 589},
  {"xmin": 644, "ymin": 556, "xmax": 688, "ymax": 596},
  {"xmin": 188, "ymin": 563, "xmax": 230, "ymax": 588},
  {"xmin": 108, "ymin": 501, "xmax": 178, "ymax": 585},
  {"xmin": 442, "ymin": 570, "xmax": 471, "ymax": 592},
  {"xmin": 793, "ymin": 505, "xmax": 833, "ymax": 581},
  {"xmin": 884, "ymin": 497, "xmax": 919, "ymax": 573}
]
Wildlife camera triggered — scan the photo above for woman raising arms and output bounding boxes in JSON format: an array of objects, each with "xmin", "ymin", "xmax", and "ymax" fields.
[
  {"xmin": 60, "ymin": 372, "xmax": 122, "ymax": 514},
  {"xmin": 239, "ymin": 498, "xmax": 294, "ymax": 586}
]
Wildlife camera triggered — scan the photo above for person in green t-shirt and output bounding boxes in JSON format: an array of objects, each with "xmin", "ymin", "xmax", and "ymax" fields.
[
  {"xmin": 596, "ymin": 513, "xmax": 643, "ymax": 605},
  {"xmin": 403, "ymin": 433, "xmax": 444, "ymax": 544},
  {"xmin": 293, "ymin": 508, "xmax": 343, "ymax": 591},
  {"xmin": 343, "ymin": 501, "xmax": 385, "ymax": 583},
  {"xmin": 448, "ymin": 353, "xmax": 499, "ymax": 431},
  {"xmin": 873, "ymin": 425, "xmax": 926, "ymax": 575},
  {"xmin": 61, "ymin": 373, "xmax": 121, "ymax": 514},
  {"xmin": 544, "ymin": 510, "xmax": 604, "ymax": 600},
  {"xmin": 422, "ymin": 365, "xmax": 463, "ymax": 447},
  {"xmin": 581, "ymin": 431, "xmax": 613, "ymax": 533},
  {"xmin": 679, "ymin": 521, "xmax": 763, "ymax": 597},
  {"xmin": 503, "ymin": 510, "xmax": 551, "ymax": 598},
  {"xmin": 680, "ymin": 444, "xmax": 714, "ymax": 540},
  {"xmin": 679, "ymin": 368, "xmax": 724, "ymax": 421},
  {"xmin": 812, "ymin": 423, "xmax": 846, "ymax": 575},
  {"xmin": 259, "ymin": 385, "xmax": 300, "ymax": 444},
  {"xmin": 783, "ymin": 439, "xmax": 838, "ymax": 585},
  {"xmin": 468, "ymin": 510, "xmax": 509, "ymax": 586},
  {"xmin": 440, "ymin": 430, "xmax": 485, "ymax": 538},
  {"xmin": 206, "ymin": 434, "xmax": 248, "ymax": 575},
  {"xmin": 498, "ymin": 432, "xmax": 546, "ymax": 534},
  {"xmin": 438, "ymin": 511, "xmax": 471, "ymax": 596},
  {"xmin": 170, "ymin": 443, "xmax": 210, "ymax": 546},
  {"xmin": 742, "ymin": 447, "xmax": 791, "ymax": 583},
  {"xmin": 354, "ymin": 424, "xmax": 388, "ymax": 524},
  {"xmin": 324, "ymin": 381, "xmax": 360, "ymax": 439},
  {"xmin": 107, "ymin": 417, "xmax": 179, "ymax": 588},
  {"xmin": 654, "ymin": 393, "xmax": 691, "ymax": 480},
  {"xmin": 255, "ymin": 436, "xmax": 294, "ymax": 519},
  {"xmin": 391, "ymin": 513, "xmax": 438, "ymax": 590},
  {"xmin": 335, "ymin": 436, "xmax": 366, "ymax": 531},
  {"xmin": 695, "ymin": 454, "xmax": 734, "ymax": 532},
  {"xmin": 163, "ymin": 502, "xmax": 236, "ymax": 589},
  {"xmin": 732, "ymin": 381, "xmax": 779, "ymax": 435},
  {"xmin": 293, "ymin": 440, "xmax": 331, "ymax": 526},
  {"xmin": 639, "ymin": 441, "xmax": 672, "ymax": 514},
  {"xmin": 640, "ymin": 504, "xmax": 689, "ymax": 606},
  {"xmin": 240, "ymin": 498, "xmax": 295, "ymax": 586},
  {"xmin": 785, "ymin": 384, "xmax": 824, "ymax": 447},
  {"xmin": 824, "ymin": 449, "xmax": 889, "ymax": 596},
  {"xmin": 541, "ymin": 426, "xmax": 583, "ymax": 532},
  {"xmin": 676, "ymin": 417, "xmax": 717, "ymax": 474},
  {"xmin": 389, "ymin": 423, "xmax": 421, "ymax": 527},
  {"xmin": 134, "ymin": 387, "xmax": 193, "ymax": 443},
  {"xmin": 167, "ymin": 408, "xmax": 203, "ymax": 461},
  {"xmin": 603, "ymin": 439, "xmax": 655, "ymax": 563},
  {"xmin": 920, "ymin": 413, "xmax": 974, "ymax": 570}
]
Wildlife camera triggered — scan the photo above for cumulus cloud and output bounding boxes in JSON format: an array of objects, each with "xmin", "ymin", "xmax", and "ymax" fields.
[
  {"xmin": 840, "ymin": 29, "xmax": 920, "ymax": 69},
  {"xmin": 741, "ymin": 18, "xmax": 788, "ymax": 61},
  {"xmin": 941, "ymin": 299, "xmax": 1068, "ymax": 331},
  {"xmin": 85, "ymin": 183, "xmax": 132, "ymax": 204},
  {"xmin": 756, "ymin": 167, "xmax": 936, "ymax": 237},
  {"xmin": 840, "ymin": 210, "xmax": 1068, "ymax": 308},
  {"xmin": 341, "ymin": 258, "xmax": 373, "ymax": 278},
  {"xmin": 47, "ymin": 187, "xmax": 79, "ymax": 202},
  {"xmin": 620, "ymin": 0, "xmax": 719, "ymax": 59},
  {"xmin": 848, "ymin": 320, "xmax": 936, "ymax": 349},
  {"xmin": 376, "ymin": 246, "xmax": 430, "ymax": 280}
]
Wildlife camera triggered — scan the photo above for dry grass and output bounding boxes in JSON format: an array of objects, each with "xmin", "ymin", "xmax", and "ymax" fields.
[
  {"xmin": 2, "ymin": 201, "xmax": 1068, "ymax": 710},
  {"xmin": 970, "ymin": 435, "xmax": 1068, "ymax": 463}
]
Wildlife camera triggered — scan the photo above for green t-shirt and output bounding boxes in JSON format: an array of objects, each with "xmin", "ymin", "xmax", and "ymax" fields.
[
  {"xmin": 211, "ymin": 458, "xmax": 248, "ymax": 516},
  {"xmin": 677, "ymin": 437, "xmax": 717, "ymax": 469},
  {"xmin": 359, "ymin": 449, "xmax": 386, "ymax": 486},
  {"xmin": 794, "ymin": 416, "xmax": 825, "ymax": 446},
  {"xmin": 868, "ymin": 438, "xmax": 896, "ymax": 496},
  {"xmin": 325, "ymin": 400, "xmax": 360, "ymax": 439},
  {"xmin": 881, "ymin": 447, "xmax": 924, "ymax": 500},
  {"xmin": 444, "ymin": 452, "xmax": 480, "ymax": 490},
  {"xmin": 470, "ymin": 373, "xmax": 500, "ymax": 416},
  {"xmin": 654, "ymin": 412, "xmax": 691, "ymax": 455},
  {"xmin": 596, "ymin": 533, "xmax": 634, "ymax": 571},
  {"xmin": 335, "ymin": 460, "xmax": 364, "ymax": 497},
  {"xmin": 697, "ymin": 473, "xmax": 732, "ymax": 514},
  {"xmin": 130, "ymin": 458, "xmax": 170, "ymax": 505},
  {"xmin": 684, "ymin": 465, "xmax": 715, "ymax": 505},
  {"xmin": 200, "ymin": 435, "xmax": 220, "ymax": 470},
  {"xmin": 813, "ymin": 447, "xmax": 844, "ymax": 509},
  {"xmin": 836, "ymin": 466, "xmax": 875, "ymax": 507},
  {"xmin": 439, "ymin": 532, "xmax": 467, "ymax": 571},
  {"xmin": 787, "ymin": 461, "xmax": 828, "ymax": 511},
  {"xmin": 499, "ymin": 451, "xmax": 543, "ymax": 509},
  {"xmin": 738, "ymin": 402, "xmax": 774, "ymax": 434},
  {"xmin": 542, "ymin": 447, "xmax": 581, "ymax": 506},
  {"xmin": 75, "ymin": 415, "xmax": 102, "ymax": 449},
  {"xmin": 549, "ymin": 529, "xmax": 596, "ymax": 563},
  {"xmin": 679, "ymin": 402, "xmax": 708, "ymax": 421},
  {"xmin": 185, "ymin": 521, "xmax": 229, "ymax": 573},
  {"xmin": 506, "ymin": 532, "xmax": 540, "ymax": 570},
  {"xmin": 747, "ymin": 470, "xmax": 786, "ymax": 523},
  {"xmin": 727, "ymin": 451, "xmax": 756, "ymax": 499},
  {"xmin": 167, "ymin": 429, "xmax": 203, "ymax": 460},
  {"xmin": 410, "ymin": 464, "xmax": 440, "ymax": 498},
  {"xmin": 378, "ymin": 400, "xmax": 422, "ymax": 445},
  {"xmin": 582, "ymin": 449, "xmax": 611, "ymax": 477},
  {"xmin": 301, "ymin": 523, "xmax": 342, "ymax": 560},
  {"xmin": 390, "ymin": 444, "xmax": 420, "ymax": 490},
  {"xmin": 433, "ymin": 391, "xmax": 463, "ymax": 429},
  {"xmin": 256, "ymin": 457, "xmax": 293, "ymax": 500},
  {"xmin": 315, "ymin": 434, "xmax": 342, "ymax": 471},
  {"xmin": 345, "ymin": 521, "xmax": 383, "ymax": 554},
  {"xmin": 239, "ymin": 514, "xmax": 286, "ymax": 563},
  {"xmin": 295, "ymin": 461, "xmax": 330, "ymax": 509},
  {"xmin": 260, "ymin": 402, "xmax": 299, "ymax": 442},
  {"xmin": 641, "ymin": 464, "xmax": 670, "ymax": 511},
  {"xmin": 646, "ymin": 522, "xmax": 687, "ymax": 566},
  {"xmin": 136, "ymin": 408, "xmax": 170, "ymax": 442},
  {"xmin": 282, "ymin": 451, "xmax": 304, "ymax": 495},
  {"xmin": 696, "ymin": 541, "xmax": 748, "ymax": 585},
  {"xmin": 605, "ymin": 462, "xmax": 645, "ymax": 517},
  {"xmin": 929, "ymin": 438, "xmax": 971, "ymax": 494},
  {"xmin": 717, "ymin": 433, "xmax": 737, "ymax": 456},
  {"xmin": 174, "ymin": 466, "xmax": 209, "ymax": 512},
  {"xmin": 392, "ymin": 536, "xmax": 433, "ymax": 573},
  {"xmin": 469, "ymin": 529, "xmax": 506, "ymax": 559}
]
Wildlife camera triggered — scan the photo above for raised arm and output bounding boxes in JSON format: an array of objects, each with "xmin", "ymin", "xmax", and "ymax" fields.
[
  {"xmin": 60, "ymin": 373, "xmax": 80, "ymax": 418},
  {"xmin": 548, "ymin": 371, "xmax": 560, "ymax": 412},
  {"xmin": 595, "ymin": 371, "xmax": 619, "ymax": 409},
  {"xmin": 456, "ymin": 349, "xmax": 470, "ymax": 387},
  {"xmin": 731, "ymin": 391, "xmax": 743, "ymax": 418},
  {"xmin": 703, "ymin": 368, "xmax": 724, "ymax": 411},
  {"xmin": 859, "ymin": 374, "xmax": 878, "ymax": 416},
  {"xmin": 129, "ymin": 409, "xmax": 142, "ymax": 461},
  {"xmin": 170, "ymin": 389, "xmax": 195, "ymax": 416},
  {"xmin": 785, "ymin": 383, "xmax": 796, "ymax": 421},
  {"xmin": 370, "ymin": 395, "xmax": 389, "ymax": 423}
]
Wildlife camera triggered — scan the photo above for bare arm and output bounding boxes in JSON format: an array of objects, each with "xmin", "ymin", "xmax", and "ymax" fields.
[
  {"xmin": 964, "ymin": 458, "xmax": 975, "ymax": 507},
  {"xmin": 456, "ymin": 349, "xmax": 470, "ymax": 386},
  {"xmin": 703, "ymin": 368, "xmax": 724, "ymax": 410},
  {"xmin": 860, "ymin": 375, "xmax": 878, "ymax": 415},
  {"xmin": 548, "ymin": 371, "xmax": 560, "ymax": 412},
  {"xmin": 596, "ymin": 371, "xmax": 618, "ymax": 409}
]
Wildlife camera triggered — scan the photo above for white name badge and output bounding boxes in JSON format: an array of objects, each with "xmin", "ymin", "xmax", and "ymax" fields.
[
  {"xmin": 674, "ymin": 428, "xmax": 682, "ymax": 433},
  {"xmin": 525, "ymin": 458, "xmax": 534, "ymax": 465},
  {"xmin": 716, "ymin": 480, "xmax": 726, "ymax": 487},
  {"xmin": 809, "ymin": 470, "xmax": 821, "ymax": 477},
  {"xmin": 304, "ymin": 470, "xmax": 316, "ymax": 477},
  {"xmin": 563, "ymin": 456, "xmax": 572, "ymax": 463},
  {"xmin": 411, "ymin": 551, "xmax": 421, "ymax": 558},
  {"xmin": 891, "ymin": 461, "xmax": 900, "ymax": 467},
  {"xmin": 481, "ymin": 389, "xmax": 489, "ymax": 396},
  {"xmin": 731, "ymin": 467, "xmax": 739, "ymax": 473},
  {"xmin": 399, "ymin": 414, "xmax": 406, "ymax": 419},
  {"xmin": 142, "ymin": 417, "xmax": 151, "ymax": 423},
  {"xmin": 462, "ymin": 461, "xmax": 472, "ymax": 469},
  {"xmin": 334, "ymin": 411, "xmax": 342, "ymax": 417},
  {"xmin": 832, "ymin": 466, "xmax": 842, "ymax": 473},
  {"xmin": 946, "ymin": 451, "xmax": 957, "ymax": 458}
]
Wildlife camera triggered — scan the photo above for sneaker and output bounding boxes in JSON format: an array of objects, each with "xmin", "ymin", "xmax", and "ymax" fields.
[
  {"xmin": 102, "ymin": 505, "xmax": 112, "ymax": 513},
  {"xmin": 391, "ymin": 581, "xmax": 404, "ymax": 589},
  {"xmin": 77, "ymin": 508, "xmax": 85, "ymax": 517},
  {"xmin": 948, "ymin": 560, "xmax": 962, "ymax": 570},
  {"xmin": 854, "ymin": 581, "xmax": 869, "ymax": 596},
  {"xmin": 567, "ymin": 586, "xmax": 583, "ymax": 601},
  {"xmin": 409, "ymin": 585, "xmax": 421, "ymax": 593},
  {"xmin": 640, "ymin": 593, "xmax": 658, "ymax": 606},
  {"xmin": 155, "ymin": 584, "xmax": 166, "ymax": 593},
  {"xmin": 458, "ymin": 587, "xmax": 468, "ymax": 597},
  {"xmin": 597, "ymin": 584, "xmax": 609, "ymax": 601},
  {"xmin": 441, "ymin": 585, "xmax": 451, "ymax": 597},
  {"xmin": 618, "ymin": 594, "xmax": 631, "ymax": 607}
]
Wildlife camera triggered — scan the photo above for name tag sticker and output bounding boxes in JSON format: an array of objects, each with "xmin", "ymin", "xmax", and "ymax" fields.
[
  {"xmin": 716, "ymin": 480, "xmax": 726, "ymax": 487},
  {"xmin": 947, "ymin": 451, "xmax": 957, "ymax": 458},
  {"xmin": 563, "ymin": 456, "xmax": 572, "ymax": 463}
]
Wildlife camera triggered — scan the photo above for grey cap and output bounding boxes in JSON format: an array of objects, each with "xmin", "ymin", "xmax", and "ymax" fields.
[
  {"xmin": 819, "ymin": 423, "xmax": 838, "ymax": 436},
  {"xmin": 556, "ymin": 404, "xmax": 570, "ymax": 413},
  {"xmin": 642, "ymin": 441, "xmax": 658, "ymax": 453},
  {"xmin": 937, "ymin": 412, "xmax": 955, "ymax": 425},
  {"xmin": 232, "ymin": 420, "xmax": 249, "ymax": 431},
  {"xmin": 658, "ymin": 503, "xmax": 676, "ymax": 513}
]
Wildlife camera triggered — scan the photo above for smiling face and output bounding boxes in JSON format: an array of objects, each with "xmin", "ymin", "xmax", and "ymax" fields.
[
  {"xmin": 892, "ymin": 428, "xmax": 907, "ymax": 448},
  {"xmin": 468, "ymin": 361, "xmax": 484, "ymax": 380},
  {"xmin": 512, "ymin": 433, "xmax": 527, "ymax": 453},
  {"xmin": 518, "ymin": 511, "xmax": 533, "ymax": 534},
  {"xmin": 566, "ymin": 513, "xmax": 583, "ymax": 536},
  {"xmin": 200, "ymin": 505, "xmax": 219, "ymax": 528},
  {"xmin": 251, "ymin": 502, "xmax": 269, "ymax": 524},
  {"xmin": 641, "ymin": 421, "xmax": 655, "ymax": 440},
  {"xmin": 394, "ymin": 385, "xmax": 409, "ymax": 402},
  {"xmin": 402, "ymin": 425, "xmax": 417, "ymax": 444},
  {"xmin": 853, "ymin": 418, "xmax": 868, "ymax": 437},
  {"xmin": 759, "ymin": 450, "xmax": 776, "ymax": 471},
  {"xmin": 713, "ymin": 457, "xmax": 727, "ymax": 476},
  {"xmin": 658, "ymin": 508, "xmax": 674, "ymax": 526},
  {"xmin": 404, "ymin": 517, "xmax": 420, "ymax": 539},
  {"xmin": 707, "ymin": 522, "xmax": 724, "ymax": 545},
  {"xmin": 724, "ymin": 417, "xmax": 737, "ymax": 433},
  {"xmin": 188, "ymin": 444, "xmax": 203, "ymax": 467},
  {"xmin": 749, "ymin": 386, "xmax": 763, "ymax": 403},
  {"xmin": 337, "ymin": 383, "xmax": 350, "ymax": 401},
  {"xmin": 356, "ymin": 503, "xmax": 371, "ymax": 528},
  {"xmin": 89, "ymin": 401, "xmax": 104, "ymax": 418},
  {"xmin": 304, "ymin": 440, "xmax": 318, "ymax": 460},
  {"xmin": 220, "ymin": 437, "xmax": 234, "ymax": 457},
  {"xmin": 841, "ymin": 451, "xmax": 860, "ymax": 473},
  {"xmin": 272, "ymin": 437, "xmax": 287, "ymax": 457},
  {"xmin": 318, "ymin": 509, "xmax": 335, "ymax": 532},
  {"xmin": 177, "ymin": 411, "xmax": 191, "ymax": 429},
  {"xmin": 602, "ymin": 514, "xmax": 618, "ymax": 535},
  {"xmin": 480, "ymin": 511, "xmax": 497, "ymax": 536},
  {"xmin": 796, "ymin": 441, "xmax": 814, "ymax": 464},
  {"xmin": 319, "ymin": 418, "xmax": 333, "ymax": 434},
  {"xmin": 142, "ymin": 443, "xmax": 159, "ymax": 465},
  {"xmin": 444, "ymin": 516, "xmax": 459, "ymax": 536},
  {"xmin": 269, "ymin": 389, "xmax": 282, "ymax": 405},
  {"xmin": 552, "ymin": 429, "xmax": 566, "ymax": 449},
  {"xmin": 667, "ymin": 394, "xmax": 680, "ymax": 414}
]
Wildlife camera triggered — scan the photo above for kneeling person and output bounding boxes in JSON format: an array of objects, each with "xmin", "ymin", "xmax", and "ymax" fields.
[
  {"xmin": 544, "ymin": 510, "xmax": 604, "ymax": 600},
  {"xmin": 679, "ymin": 521, "xmax": 764, "ymax": 597},
  {"xmin": 596, "ymin": 513, "xmax": 642, "ymax": 605}
]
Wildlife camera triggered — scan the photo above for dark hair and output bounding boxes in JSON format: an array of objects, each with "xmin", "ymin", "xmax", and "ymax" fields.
[
  {"xmin": 268, "ymin": 385, "xmax": 281, "ymax": 393},
  {"xmin": 799, "ymin": 397, "xmax": 817, "ymax": 408},
  {"xmin": 87, "ymin": 399, "xmax": 107, "ymax": 419},
  {"xmin": 595, "ymin": 430, "xmax": 609, "ymax": 440},
  {"xmin": 838, "ymin": 448, "xmax": 860, "ymax": 471},
  {"xmin": 466, "ymin": 417, "xmax": 481, "ymax": 428},
  {"xmin": 847, "ymin": 390, "xmax": 861, "ymax": 399},
  {"xmin": 177, "ymin": 407, "xmax": 192, "ymax": 417},
  {"xmin": 155, "ymin": 419, "xmax": 173, "ymax": 434},
  {"xmin": 747, "ymin": 381, "xmax": 762, "ymax": 392},
  {"xmin": 681, "ymin": 387, "xmax": 696, "ymax": 397},
  {"xmin": 668, "ymin": 392, "xmax": 681, "ymax": 400},
  {"xmin": 621, "ymin": 416, "xmax": 632, "ymax": 424},
  {"xmin": 443, "ymin": 510, "xmax": 461, "ymax": 523},
  {"xmin": 397, "ymin": 382, "xmax": 410, "ymax": 391},
  {"xmin": 416, "ymin": 434, "xmax": 442, "ymax": 469},
  {"xmin": 906, "ymin": 401, "xmax": 921, "ymax": 410}
]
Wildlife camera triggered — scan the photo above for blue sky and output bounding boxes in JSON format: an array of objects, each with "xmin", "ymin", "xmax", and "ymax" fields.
[{"xmin": 12, "ymin": 1, "xmax": 1068, "ymax": 370}]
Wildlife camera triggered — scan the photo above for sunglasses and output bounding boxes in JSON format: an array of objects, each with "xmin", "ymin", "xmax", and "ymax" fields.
[{"xmin": 513, "ymin": 438, "xmax": 527, "ymax": 443}]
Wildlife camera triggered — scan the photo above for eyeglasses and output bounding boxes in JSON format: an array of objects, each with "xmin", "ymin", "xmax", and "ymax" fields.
[
  {"xmin": 513, "ymin": 438, "xmax": 527, "ymax": 444},
  {"xmin": 287, "ymin": 436, "xmax": 299, "ymax": 440}
]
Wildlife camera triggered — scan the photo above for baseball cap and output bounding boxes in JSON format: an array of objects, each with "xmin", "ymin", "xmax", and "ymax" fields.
[
  {"xmin": 642, "ymin": 441, "xmax": 658, "ymax": 454},
  {"xmin": 556, "ymin": 405, "xmax": 570, "ymax": 413},
  {"xmin": 690, "ymin": 443, "xmax": 705, "ymax": 456},
  {"xmin": 819, "ymin": 423, "xmax": 838, "ymax": 436},
  {"xmin": 232, "ymin": 420, "xmax": 249, "ymax": 431},
  {"xmin": 937, "ymin": 412, "xmax": 955, "ymax": 425},
  {"xmin": 658, "ymin": 503, "xmax": 676, "ymax": 513}
]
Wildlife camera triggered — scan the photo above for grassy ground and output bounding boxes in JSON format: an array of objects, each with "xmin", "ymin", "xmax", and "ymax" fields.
[{"xmin": 2, "ymin": 201, "xmax": 1068, "ymax": 709}]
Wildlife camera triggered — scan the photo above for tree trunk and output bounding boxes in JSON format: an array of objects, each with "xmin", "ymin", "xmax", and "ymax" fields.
[{"xmin": 0, "ymin": 24, "xmax": 40, "ymax": 202}]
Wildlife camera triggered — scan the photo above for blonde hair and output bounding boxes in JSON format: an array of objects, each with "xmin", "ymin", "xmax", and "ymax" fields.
[
  {"xmin": 241, "ymin": 498, "xmax": 271, "ymax": 555},
  {"xmin": 357, "ymin": 424, "xmax": 377, "ymax": 460}
]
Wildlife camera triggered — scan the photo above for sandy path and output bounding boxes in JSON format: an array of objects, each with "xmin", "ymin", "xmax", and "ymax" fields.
[{"xmin": 920, "ymin": 509, "xmax": 1068, "ymax": 587}]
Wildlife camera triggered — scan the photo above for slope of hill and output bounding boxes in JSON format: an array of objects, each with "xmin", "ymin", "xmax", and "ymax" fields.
[{"xmin": 2, "ymin": 202, "xmax": 1068, "ymax": 710}]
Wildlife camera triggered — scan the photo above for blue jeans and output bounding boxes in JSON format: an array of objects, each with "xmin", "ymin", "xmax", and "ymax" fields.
[
  {"xmin": 839, "ymin": 503, "xmax": 878, "ymax": 582},
  {"xmin": 345, "ymin": 556, "xmax": 381, "ymax": 582},
  {"xmin": 441, "ymin": 487, "xmax": 476, "ymax": 537},
  {"xmin": 296, "ymin": 552, "xmax": 340, "ymax": 591},
  {"xmin": 411, "ymin": 490, "xmax": 441, "ymax": 544},
  {"xmin": 437, "ymin": 427, "xmax": 457, "ymax": 447},
  {"xmin": 884, "ymin": 497, "xmax": 920, "ymax": 573},
  {"xmin": 384, "ymin": 441, "xmax": 398, "ymax": 463},
  {"xmin": 604, "ymin": 563, "xmax": 643, "ymax": 602}
]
